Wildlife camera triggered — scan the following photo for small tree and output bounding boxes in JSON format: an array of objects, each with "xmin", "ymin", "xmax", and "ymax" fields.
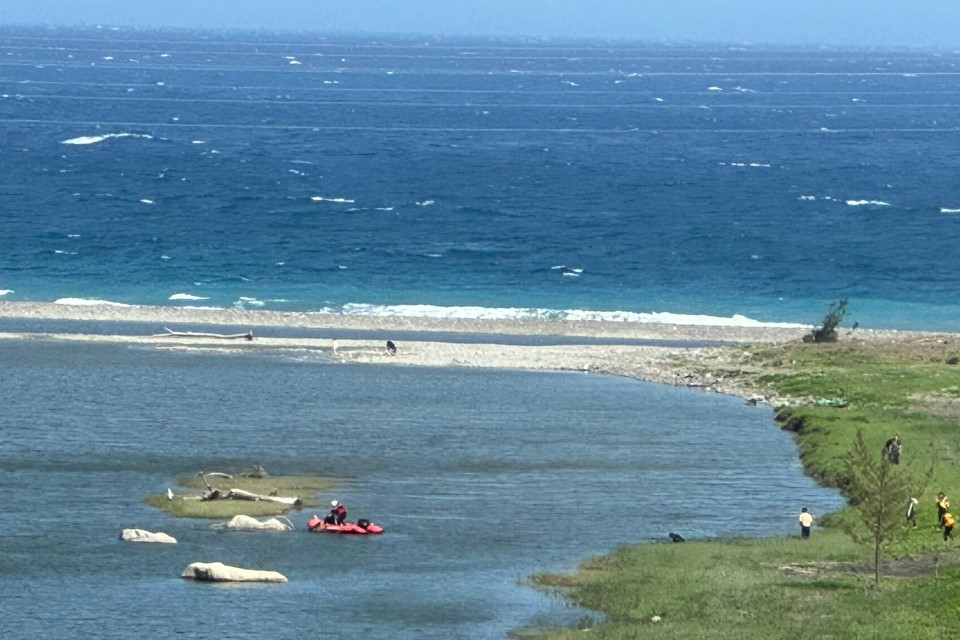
[
  {"xmin": 804, "ymin": 298, "xmax": 848, "ymax": 343},
  {"xmin": 842, "ymin": 429, "xmax": 931, "ymax": 583}
]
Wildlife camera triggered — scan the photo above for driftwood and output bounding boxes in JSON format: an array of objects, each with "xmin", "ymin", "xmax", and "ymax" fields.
[
  {"xmin": 201, "ymin": 472, "xmax": 233, "ymax": 480},
  {"xmin": 152, "ymin": 327, "xmax": 253, "ymax": 340},
  {"xmin": 224, "ymin": 488, "xmax": 302, "ymax": 506},
  {"xmin": 239, "ymin": 464, "xmax": 269, "ymax": 478}
]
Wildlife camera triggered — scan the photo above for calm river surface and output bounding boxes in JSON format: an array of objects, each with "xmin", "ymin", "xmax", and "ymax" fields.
[{"xmin": 0, "ymin": 340, "xmax": 843, "ymax": 639}]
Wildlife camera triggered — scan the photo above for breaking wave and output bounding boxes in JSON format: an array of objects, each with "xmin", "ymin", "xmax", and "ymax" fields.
[
  {"xmin": 335, "ymin": 303, "xmax": 808, "ymax": 328},
  {"xmin": 61, "ymin": 132, "xmax": 154, "ymax": 145}
]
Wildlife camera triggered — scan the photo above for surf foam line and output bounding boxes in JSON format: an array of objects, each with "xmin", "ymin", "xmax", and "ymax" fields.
[
  {"xmin": 335, "ymin": 303, "xmax": 808, "ymax": 329},
  {"xmin": 54, "ymin": 297, "xmax": 134, "ymax": 307}
]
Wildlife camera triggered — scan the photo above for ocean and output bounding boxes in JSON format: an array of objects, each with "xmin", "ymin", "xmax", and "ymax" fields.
[{"xmin": 1, "ymin": 27, "xmax": 959, "ymax": 330}]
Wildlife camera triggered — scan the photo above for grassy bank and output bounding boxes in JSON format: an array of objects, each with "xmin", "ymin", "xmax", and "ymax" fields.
[
  {"xmin": 531, "ymin": 530, "xmax": 960, "ymax": 639},
  {"xmin": 528, "ymin": 334, "xmax": 960, "ymax": 638}
]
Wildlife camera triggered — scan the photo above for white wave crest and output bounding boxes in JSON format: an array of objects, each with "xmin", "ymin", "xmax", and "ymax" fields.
[
  {"xmin": 311, "ymin": 196, "xmax": 355, "ymax": 203},
  {"xmin": 169, "ymin": 293, "xmax": 210, "ymax": 301},
  {"xmin": 0, "ymin": 289, "xmax": 12, "ymax": 296},
  {"xmin": 61, "ymin": 133, "xmax": 154, "ymax": 145},
  {"xmin": 54, "ymin": 298, "xmax": 134, "ymax": 307},
  {"xmin": 721, "ymin": 162, "xmax": 771, "ymax": 168},
  {"xmin": 336, "ymin": 303, "xmax": 807, "ymax": 328},
  {"xmin": 940, "ymin": 207, "xmax": 960, "ymax": 214},
  {"xmin": 846, "ymin": 200, "xmax": 890, "ymax": 207}
]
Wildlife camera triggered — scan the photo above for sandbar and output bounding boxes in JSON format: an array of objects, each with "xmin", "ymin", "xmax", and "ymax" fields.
[{"xmin": 0, "ymin": 300, "xmax": 930, "ymax": 405}]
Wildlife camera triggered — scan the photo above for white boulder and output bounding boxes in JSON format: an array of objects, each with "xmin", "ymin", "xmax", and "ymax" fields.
[
  {"xmin": 181, "ymin": 561, "xmax": 288, "ymax": 583},
  {"xmin": 120, "ymin": 528, "xmax": 177, "ymax": 544}
]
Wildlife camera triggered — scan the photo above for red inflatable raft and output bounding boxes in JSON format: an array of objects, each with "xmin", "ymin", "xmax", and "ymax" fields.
[{"xmin": 307, "ymin": 515, "xmax": 384, "ymax": 534}]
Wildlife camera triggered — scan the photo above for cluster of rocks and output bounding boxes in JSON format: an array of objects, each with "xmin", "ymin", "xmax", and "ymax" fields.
[{"xmin": 119, "ymin": 514, "xmax": 293, "ymax": 583}]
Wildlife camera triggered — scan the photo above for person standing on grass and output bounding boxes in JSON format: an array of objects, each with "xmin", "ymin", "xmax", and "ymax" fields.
[
  {"xmin": 884, "ymin": 434, "xmax": 902, "ymax": 464},
  {"xmin": 937, "ymin": 492, "xmax": 950, "ymax": 526},
  {"xmin": 906, "ymin": 497, "xmax": 919, "ymax": 528},
  {"xmin": 799, "ymin": 507, "xmax": 814, "ymax": 539},
  {"xmin": 942, "ymin": 511, "xmax": 955, "ymax": 541}
]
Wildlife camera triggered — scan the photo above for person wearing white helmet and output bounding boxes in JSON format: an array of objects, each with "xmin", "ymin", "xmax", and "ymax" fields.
[{"xmin": 326, "ymin": 499, "xmax": 347, "ymax": 525}]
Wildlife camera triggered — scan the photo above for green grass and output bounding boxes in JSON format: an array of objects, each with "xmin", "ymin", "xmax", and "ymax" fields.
[
  {"xmin": 144, "ymin": 474, "xmax": 336, "ymax": 518},
  {"xmin": 528, "ymin": 530, "xmax": 960, "ymax": 639},
  {"xmin": 522, "ymin": 338, "xmax": 960, "ymax": 638}
]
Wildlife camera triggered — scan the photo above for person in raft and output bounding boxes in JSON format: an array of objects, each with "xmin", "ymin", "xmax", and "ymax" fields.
[
  {"xmin": 799, "ymin": 507, "xmax": 814, "ymax": 539},
  {"xmin": 326, "ymin": 499, "xmax": 347, "ymax": 525},
  {"xmin": 906, "ymin": 497, "xmax": 919, "ymax": 528},
  {"xmin": 937, "ymin": 492, "xmax": 950, "ymax": 526},
  {"xmin": 942, "ymin": 511, "xmax": 955, "ymax": 541}
]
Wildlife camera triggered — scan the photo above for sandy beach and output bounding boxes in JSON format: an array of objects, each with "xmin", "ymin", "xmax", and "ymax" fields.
[{"xmin": 0, "ymin": 300, "xmax": 933, "ymax": 406}]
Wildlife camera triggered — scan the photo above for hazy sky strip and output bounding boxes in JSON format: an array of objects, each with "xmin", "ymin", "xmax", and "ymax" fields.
[{"xmin": 2, "ymin": 1, "xmax": 960, "ymax": 49}]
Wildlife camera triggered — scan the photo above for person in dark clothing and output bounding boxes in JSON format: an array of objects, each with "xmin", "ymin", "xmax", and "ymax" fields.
[
  {"xmin": 884, "ymin": 434, "xmax": 902, "ymax": 464},
  {"xmin": 386, "ymin": 340, "xmax": 397, "ymax": 356},
  {"xmin": 327, "ymin": 499, "xmax": 347, "ymax": 525}
]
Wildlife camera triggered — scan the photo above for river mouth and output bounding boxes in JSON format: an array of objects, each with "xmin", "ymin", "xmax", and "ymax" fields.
[{"xmin": 0, "ymin": 340, "xmax": 843, "ymax": 639}]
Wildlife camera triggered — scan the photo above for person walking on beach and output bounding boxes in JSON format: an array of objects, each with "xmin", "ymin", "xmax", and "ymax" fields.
[
  {"xmin": 799, "ymin": 507, "xmax": 814, "ymax": 539},
  {"xmin": 937, "ymin": 492, "xmax": 950, "ymax": 526},
  {"xmin": 942, "ymin": 511, "xmax": 955, "ymax": 541},
  {"xmin": 906, "ymin": 497, "xmax": 919, "ymax": 528}
]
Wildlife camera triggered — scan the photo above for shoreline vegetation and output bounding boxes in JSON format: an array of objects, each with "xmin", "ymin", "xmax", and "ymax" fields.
[{"xmin": 5, "ymin": 301, "xmax": 960, "ymax": 636}]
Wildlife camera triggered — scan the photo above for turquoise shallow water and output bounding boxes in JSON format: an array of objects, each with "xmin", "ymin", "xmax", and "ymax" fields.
[{"xmin": 0, "ymin": 340, "xmax": 844, "ymax": 639}]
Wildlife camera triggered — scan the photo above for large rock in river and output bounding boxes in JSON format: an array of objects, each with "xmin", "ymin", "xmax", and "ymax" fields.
[
  {"xmin": 181, "ymin": 561, "xmax": 288, "ymax": 583},
  {"xmin": 223, "ymin": 515, "xmax": 293, "ymax": 531},
  {"xmin": 120, "ymin": 528, "xmax": 177, "ymax": 544}
]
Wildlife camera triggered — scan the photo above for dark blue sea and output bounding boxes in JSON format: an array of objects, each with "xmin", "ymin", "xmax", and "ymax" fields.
[{"xmin": 1, "ymin": 27, "xmax": 959, "ymax": 330}]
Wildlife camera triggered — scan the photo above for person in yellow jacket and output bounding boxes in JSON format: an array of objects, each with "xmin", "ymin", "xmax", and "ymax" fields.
[
  {"xmin": 937, "ymin": 492, "xmax": 950, "ymax": 526},
  {"xmin": 942, "ymin": 511, "xmax": 955, "ymax": 541}
]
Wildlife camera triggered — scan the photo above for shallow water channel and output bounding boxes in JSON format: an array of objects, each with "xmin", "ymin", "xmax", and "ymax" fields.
[{"xmin": 0, "ymin": 340, "xmax": 843, "ymax": 639}]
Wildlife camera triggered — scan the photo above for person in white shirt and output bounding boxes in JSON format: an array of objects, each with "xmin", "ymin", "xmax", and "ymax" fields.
[{"xmin": 799, "ymin": 507, "xmax": 814, "ymax": 539}]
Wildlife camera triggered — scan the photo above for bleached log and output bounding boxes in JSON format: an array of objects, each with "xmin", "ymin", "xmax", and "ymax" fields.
[
  {"xmin": 224, "ymin": 488, "xmax": 302, "ymax": 506},
  {"xmin": 152, "ymin": 327, "xmax": 253, "ymax": 340}
]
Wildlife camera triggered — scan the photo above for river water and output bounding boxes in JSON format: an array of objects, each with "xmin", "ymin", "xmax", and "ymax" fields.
[{"xmin": 0, "ymin": 339, "xmax": 843, "ymax": 639}]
